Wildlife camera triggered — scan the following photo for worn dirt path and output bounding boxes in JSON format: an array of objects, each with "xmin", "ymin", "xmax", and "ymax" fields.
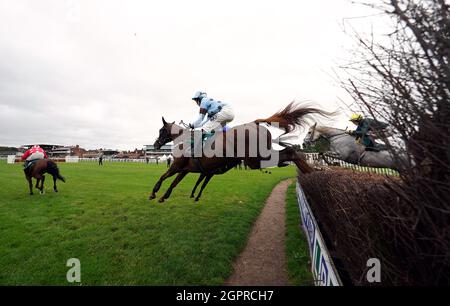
[{"xmin": 226, "ymin": 179, "xmax": 292, "ymax": 286}]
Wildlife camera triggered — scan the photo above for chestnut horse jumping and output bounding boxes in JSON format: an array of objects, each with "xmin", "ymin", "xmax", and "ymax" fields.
[
  {"xmin": 24, "ymin": 159, "xmax": 65, "ymax": 195},
  {"xmin": 150, "ymin": 102, "xmax": 329, "ymax": 203}
]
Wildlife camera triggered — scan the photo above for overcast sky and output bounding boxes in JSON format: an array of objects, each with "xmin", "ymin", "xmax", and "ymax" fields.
[{"xmin": 0, "ymin": 0, "xmax": 383, "ymax": 150}]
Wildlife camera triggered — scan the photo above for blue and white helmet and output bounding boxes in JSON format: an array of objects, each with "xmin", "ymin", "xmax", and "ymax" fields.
[{"xmin": 192, "ymin": 91, "xmax": 207, "ymax": 101}]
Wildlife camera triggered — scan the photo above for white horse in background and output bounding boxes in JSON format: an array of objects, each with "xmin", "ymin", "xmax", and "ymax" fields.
[{"xmin": 303, "ymin": 124, "xmax": 409, "ymax": 171}]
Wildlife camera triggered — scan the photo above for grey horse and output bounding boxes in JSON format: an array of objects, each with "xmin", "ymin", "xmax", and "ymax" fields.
[{"xmin": 304, "ymin": 124, "xmax": 409, "ymax": 171}]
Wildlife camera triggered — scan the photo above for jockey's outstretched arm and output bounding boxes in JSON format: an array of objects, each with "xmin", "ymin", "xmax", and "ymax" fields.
[
  {"xmin": 21, "ymin": 150, "xmax": 30, "ymax": 160},
  {"xmin": 199, "ymin": 114, "xmax": 209, "ymax": 127},
  {"xmin": 352, "ymin": 129, "xmax": 363, "ymax": 137},
  {"xmin": 191, "ymin": 113, "xmax": 205, "ymax": 128},
  {"xmin": 191, "ymin": 108, "xmax": 207, "ymax": 128}
]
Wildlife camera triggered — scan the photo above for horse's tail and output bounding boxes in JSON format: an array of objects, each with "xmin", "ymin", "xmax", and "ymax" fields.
[
  {"xmin": 48, "ymin": 160, "xmax": 66, "ymax": 182},
  {"xmin": 254, "ymin": 102, "xmax": 334, "ymax": 174},
  {"xmin": 254, "ymin": 101, "xmax": 332, "ymax": 135}
]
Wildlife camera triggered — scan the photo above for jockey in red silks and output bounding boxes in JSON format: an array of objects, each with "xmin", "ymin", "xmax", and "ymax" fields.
[{"xmin": 21, "ymin": 145, "xmax": 48, "ymax": 169}]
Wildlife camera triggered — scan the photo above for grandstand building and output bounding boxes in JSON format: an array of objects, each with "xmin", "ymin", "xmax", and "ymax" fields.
[
  {"xmin": 20, "ymin": 144, "xmax": 68, "ymax": 157},
  {"xmin": 144, "ymin": 144, "xmax": 173, "ymax": 158},
  {"xmin": 0, "ymin": 146, "xmax": 18, "ymax": 157},
  {"xmin": 20, "ymin": 144, "xmax": 84, "ymax": 157},
  {"xmin": 50, "ymin": 146, "xmax": 71, "ymax": 157}
]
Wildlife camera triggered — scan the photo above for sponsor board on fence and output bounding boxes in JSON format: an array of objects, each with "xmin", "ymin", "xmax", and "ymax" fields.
[{"xmin": 296, "ymin": 181, "xmax": 342, "ymax": 286}]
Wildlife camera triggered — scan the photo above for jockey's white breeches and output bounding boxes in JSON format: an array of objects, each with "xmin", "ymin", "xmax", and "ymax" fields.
[
  {"xmin": 201, "ymin": 105, "xmax": 235, "ymax": 133},
  {"xmin": 26, "ymin": 152, "xmax": 45, "ymax": 161}
]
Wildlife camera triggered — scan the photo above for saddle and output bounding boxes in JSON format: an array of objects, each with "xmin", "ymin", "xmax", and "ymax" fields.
[
  {"xmin": 190, "ymin": 126, "xmax": 230, "ymax": 174},
  {"xmin": 355, "ymin": 135, "xmax": 386, "ymax": 152},
  {"xmin": 24, "ymin": 159, "xmax": 39, "ymax": 170}
]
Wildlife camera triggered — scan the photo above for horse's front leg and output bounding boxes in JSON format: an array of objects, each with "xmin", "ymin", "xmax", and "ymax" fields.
[
  {"xmin": 39, "ymin": 175, "xmax": 45, "ymax": 194},
  {"xmin": 195, "ymin": 174, "xmax": 213, "ymax": 202},
  {"xmin": 159, "ymin": 171, "xmax": 188, "ymax": 203},
  {"xmin": 26, "ymin": 175, "xmax": 33, "ymax": 195},
  {"xmin": 53, "ymin": 175, "xmax": 58, "ymax": 192},
  {"xmin": 149, "ymin": 169, "xmax": 177, "ymax": 200},
  {"xmin": 190, "ymin": 174, "xmax": 206, "ymax": 198}
]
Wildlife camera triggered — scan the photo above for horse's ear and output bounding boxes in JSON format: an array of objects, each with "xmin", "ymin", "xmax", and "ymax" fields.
[
  {"xmin": 171, "ymin": 121, "xmax": 175, "ymax": 124},
  {"xmin": 162, "ymin": 117, "xmax": 167, "ymax": 125},
  {"xmin": 313, "ymin": 122, "xmax": 317, "ymax": 128}
]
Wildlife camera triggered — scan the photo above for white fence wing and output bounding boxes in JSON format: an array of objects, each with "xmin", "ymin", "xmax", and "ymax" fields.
[{"xmin": 7, "ymin": 155, "xmax": 16, "ymax": 164}]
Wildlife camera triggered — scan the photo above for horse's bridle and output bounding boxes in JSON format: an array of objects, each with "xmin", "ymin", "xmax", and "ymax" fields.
[
  {"xmin": 321, "ymin": 131, "xmax": 349, "ymax": 141},
  {"xmin": 179, "ymin": 120, "xmax": 190, "ymax": 129}
]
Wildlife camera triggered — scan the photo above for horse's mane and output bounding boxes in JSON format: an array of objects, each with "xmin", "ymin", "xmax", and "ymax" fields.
[
  {"xmin": 315, "ymin": 125, "xmax": 347, "ymax": 135},
  {"xmin": 169, "ymin": 123, "xmax": 190, "ymax": 145}
]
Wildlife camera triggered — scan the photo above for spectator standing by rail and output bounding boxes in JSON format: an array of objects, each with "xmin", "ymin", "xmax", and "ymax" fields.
[{"xmin": 98, "ymin": 153, "xmax": 103, "ymax": 166}]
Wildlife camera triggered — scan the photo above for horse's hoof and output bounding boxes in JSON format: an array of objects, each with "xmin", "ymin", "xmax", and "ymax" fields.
[
  {"xmin": 149, "ymin": 194, "xmax": 156, "ymax": 200},
  {"xmin": 54, "ymin": 189, "xmax": 58, "ymax": 193},
  {"xmin": 40, "ymin": 191, "xmax": 45, "ymax": 195},
  {"xmin": 158, "ymin": 198, "xmax": 165, "ymax": 203},
  {"xmin": 195, "ymin": 198, "xmax": 200, "ymax": 202},
  {"xmin": 30, "ymin": 193, "xmax": 33, "ymax": 196},
  {"xmin": 190, "ymin": 195, "xmax": 195, "ymax": 198}
]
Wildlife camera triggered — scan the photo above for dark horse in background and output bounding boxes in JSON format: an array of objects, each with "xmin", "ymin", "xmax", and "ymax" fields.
[
  {"xmin": 150, "ymin": 102, "xmax": 329, "ymax": 203},
  {"xmin": 24, "ymin": 159, "xmax": 65, "ymax": 195}
]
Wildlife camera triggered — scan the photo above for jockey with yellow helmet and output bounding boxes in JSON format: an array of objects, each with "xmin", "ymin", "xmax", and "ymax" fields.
[{"xmin": 348, "ymin": 114, "xmax": 388, "ymax": 150}]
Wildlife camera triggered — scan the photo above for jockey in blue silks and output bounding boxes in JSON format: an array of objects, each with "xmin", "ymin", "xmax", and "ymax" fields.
[
  {"xmin": 189, "ymin": 91, "xmax": 235, "ymax": 133},
  {"xmin": 186, "ymin": 91, "xmax": 235, "ymax": 157}
]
